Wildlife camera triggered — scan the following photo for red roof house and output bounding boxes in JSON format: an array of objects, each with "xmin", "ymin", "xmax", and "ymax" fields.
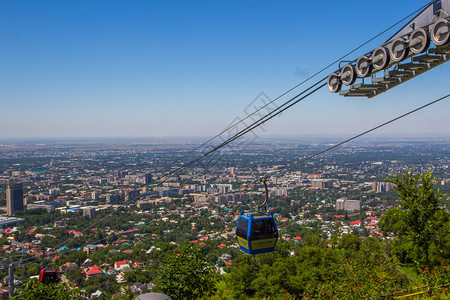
[
  {"xmin": 114, "ymin": 260, "xmax": 130, "ymax": 269},
  {"xmin": 86, "ymin": 266, "xmax": 103, "ymax": 278}
]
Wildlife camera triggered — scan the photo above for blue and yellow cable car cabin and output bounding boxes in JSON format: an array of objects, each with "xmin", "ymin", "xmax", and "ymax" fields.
[
  {"xmin": 235, "ymin": 177, "xmax": 279, "ymax": 255},
  {"xmin": 236, "ymin": 210, "xmax": 278, "ymax": 255}
]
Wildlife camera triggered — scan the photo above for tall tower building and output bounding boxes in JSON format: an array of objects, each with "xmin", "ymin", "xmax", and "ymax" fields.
[
  {"xmin": 336, "ymin": 198, "xmax": 345, "ymax": 210},
  {"xmin": 91, "ymin": 191, "xmax": 100, "ymax": 200},
  {"xmin": 145, "ymin": 173, "xmax": 153, "ymax": 184},
  {"xmin": 372, "ymin": 182, "xmax": 392, "ymax": 193},
  {"xmin": 6, "ymin": 182, "xmax": 24, "ymax": 216}
]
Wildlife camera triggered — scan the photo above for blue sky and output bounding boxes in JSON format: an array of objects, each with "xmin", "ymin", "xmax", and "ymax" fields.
[{"xmin": 1, "ymin": 0, "xmax": 449, "ymax": 139}]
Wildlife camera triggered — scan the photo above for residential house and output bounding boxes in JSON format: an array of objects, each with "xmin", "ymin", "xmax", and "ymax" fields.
[
  {"xmin": 59, "ymin": 262, "xmax": 78, "ymax": 273},
  {"xmin": 114, "ymin": 260, "xmax": 130, "ymax": 270},
  {"xmin": 86, "ymin": 266, "xmax": 103, "ymax": 279}
]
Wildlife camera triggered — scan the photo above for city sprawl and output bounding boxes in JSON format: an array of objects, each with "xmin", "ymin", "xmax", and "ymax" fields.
[{"xmin": 0, "ymin": 137, "xmax": 449, "ymax": 298}]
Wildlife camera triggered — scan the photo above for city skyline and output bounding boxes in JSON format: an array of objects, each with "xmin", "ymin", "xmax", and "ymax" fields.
[{"xmin": 1, "ymin": 0, "xmax": 449, "ymax": 139}]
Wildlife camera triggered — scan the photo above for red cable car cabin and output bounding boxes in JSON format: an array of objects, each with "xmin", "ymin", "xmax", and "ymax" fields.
[{"xmin": 39, "ymin": 268, "xmax": 60, "ymax": 284}]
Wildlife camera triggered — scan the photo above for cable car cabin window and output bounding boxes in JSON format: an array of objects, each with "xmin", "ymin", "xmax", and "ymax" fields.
[
  {"xmin": 44, "ymin": 273, "xmax": 57, "ymax": 282},
  {"xmin": 42, "ymin": 272, "xmax": 58, "ymax": 282},
  {"xmin": 250, "ymin": 218, "xmax": 277, "ymax": 240},
  {"xmin": 40, "ymin": 269, "xmax": 59, "ymax": 284},
  {"xmin": 236, "ymin": 218, "xmax": 249, "ymax": 239}
]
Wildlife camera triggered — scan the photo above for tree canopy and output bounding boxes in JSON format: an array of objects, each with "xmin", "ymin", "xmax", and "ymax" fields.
[
  {"xmin": 378, "ymin": 169, "xmax": 449, "ymax": 267},
  {"xmin": 153, "ymin": 243, "xmax": 217, "ymax": 300},
  {"xmin": 12, "ymin": 279, "xmax": 82, "ymax": 300}
]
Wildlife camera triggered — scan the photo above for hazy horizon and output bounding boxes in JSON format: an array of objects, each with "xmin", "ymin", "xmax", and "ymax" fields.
[{"xmin": 1, "ymin": 132, "xmax": 450, "ymax": 145}]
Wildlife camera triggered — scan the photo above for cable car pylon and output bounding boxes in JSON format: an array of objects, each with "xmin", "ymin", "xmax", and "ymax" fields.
[
  {"xmin": 327, "ymin": 0, "xmax": 450, "ymax": 98},
  {"xmin": 235, "ymin": 178, "xmax": 279, "ymax": 255}
]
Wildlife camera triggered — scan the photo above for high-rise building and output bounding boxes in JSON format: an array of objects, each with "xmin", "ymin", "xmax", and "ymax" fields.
[
  {"xmin": 336, "ymin": 198, "xmax": 361, "ymax": 212},
  {"xmin": 118, "ymin": 171, "xmax": 128, "ymax": 179},
  {"xmin": 91, "ymin": 191, "xmax": 100, "ymax": 200},
  {"xmin": 145, "ymin": 173, "xmax": 153, "ymax": 184},
  {"xmin": 125, "ymin": 189, "xmax": 141, "ymax": 201},
  {"xmin": 6, "ymin": 183, "xmax": 24, "ymax": 216},
  {"xmin": 372, "ymin": 182, "xmax": 392, "ymax": 193},
  {"xmin": 311, "ymin": 179, "xmax": 334, "ymax": 189},
  {"xmin": 336, "ymin": 198, "xmax": 346, "ymax": 210},
  {"xmin": 83, "ymin": 207, "xmax": 96, "ymax": 218}
]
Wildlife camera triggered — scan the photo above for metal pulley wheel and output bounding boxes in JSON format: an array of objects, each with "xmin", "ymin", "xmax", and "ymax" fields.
[
  {"xmin": 431, "ymin": 18, "xmax": 450, "ymax": 45},
  {"xmin": 327, "ymin": 72, "xmax": 341, "ymax": 93},
  {"xmin": 409, "ymin": 28, "xmax": 430, "ymax": 53},
  {"xmin": 372, "ymin": 47, "xmax": 390, "ymax": 70},
  {"xmin": 340, "ymin": 64, "xmax": 357, "ymax": 86},
  {"xmin": 389, "ymin": 38, "xmax": 409, "ymax": 62},
  {"xmin": 355, "ymin": 55, "xmax": 372, "ymax": 77}
]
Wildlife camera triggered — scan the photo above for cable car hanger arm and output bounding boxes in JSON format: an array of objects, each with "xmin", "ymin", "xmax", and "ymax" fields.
[{"xmin": 257, "ymin": 177, "xmax": 269, "ymax": 212}]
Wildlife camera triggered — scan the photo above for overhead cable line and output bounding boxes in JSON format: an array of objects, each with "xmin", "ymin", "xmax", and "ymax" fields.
[
  {"xmin": 269, "ymin": 93, "xmax": 450, "ymax": 179},
  {"xmin": 160, "ymin": 0, "xmax": 433, "ymax": 174},
  {"xmin": 161, "ymin": 81, "xmax": 327, "ymax": 179}
]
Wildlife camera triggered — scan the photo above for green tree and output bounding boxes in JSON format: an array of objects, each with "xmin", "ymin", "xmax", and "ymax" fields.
[
  {"xmin": 329, "ymin": 234, "xmax": 339, "ymax": 249},
  {"xmin": 225, "ymin": 255, "xmax": 259, "ymax": 298},
  {"xmin": 378, "ymin": 169, "xmax": 449, "ymax": 267},
  {"xmin": 65, "ymin": 250, "xmax": 88, "ymax": 265},
  {"xmin": 12, "ymin": 278, "xmax": 82, "ymax": 299},
  {"xmin": 339, "ymin": 233, "xmax": 361, "ymax": 252},
  {"xmin": 153, "ymin": 243, "xmax": 217, "ymax": 300}
]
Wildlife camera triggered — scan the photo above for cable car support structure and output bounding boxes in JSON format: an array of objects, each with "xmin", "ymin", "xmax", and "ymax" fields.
[{"xmin": 327, "ymin": 0, "xmax": 450, "ymax": 97}]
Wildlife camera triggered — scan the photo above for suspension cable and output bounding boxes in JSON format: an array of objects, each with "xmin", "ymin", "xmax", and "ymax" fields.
[
  {"xmin": 159, "ymin": 0, "xmax": 434, "ymax": 175},
  {"xmin": 266, "ymin": 93, "xmax": 450, "ymax": 179},
  {"xmin": 161, "ymin": 82, "xmax": 327, "ymax": 179}
]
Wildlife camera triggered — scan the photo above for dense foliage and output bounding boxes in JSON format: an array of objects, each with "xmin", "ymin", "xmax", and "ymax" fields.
[
  {"xmin": 378, "ymin": 169, "xmax": 450, "ymax": 268},
  {"xmin": 223, "ymin": 237, "xmax": 410, "ymax": 299},
  {"xmin": 12, "ymin": 279, "xmax": 82, "ymax": 300},
  {"xmin": 153, "ymin": 243, "xmax": 218, "ymax": 299}
]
